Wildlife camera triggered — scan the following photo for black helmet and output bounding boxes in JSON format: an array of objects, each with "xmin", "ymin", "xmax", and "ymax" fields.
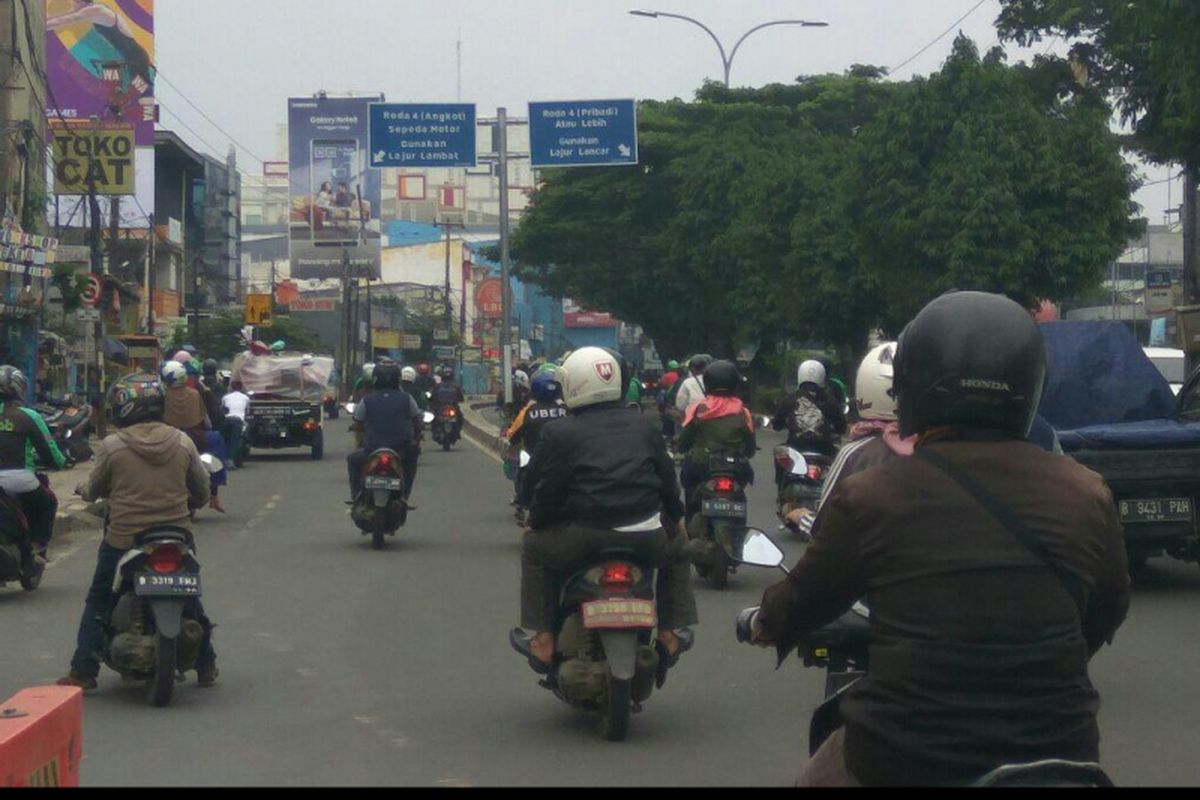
[
  {"xmin": 108, "ymin": 373, "xmax": 166, "ymax": 427},
  {"xmin": 373, "ymin": 363, "xmax": 402, "ymax": 390},
  {"xmin": 703, "ymin": 360, "xmax": 742, "ymax": 395},
  {"xmin": 203, "ymin": 359, "xmax": 218, "ymax": 375},
  {"xmin": 893, "ymin": 292, "xmax": 1046, "ymax": 439},
  {"xmin": 688, "ymin": 354, "xmax": 713, "ymax": 374},
  {"xmin": 441, "ymin": 366, "xmax": 455, "ymax": 381}
]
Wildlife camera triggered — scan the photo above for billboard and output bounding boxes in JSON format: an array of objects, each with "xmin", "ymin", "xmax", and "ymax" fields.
[
  {"xmin": 46, "ymin": 0, "xmax": 156, "ymax": 145},
  {"xmin": 50, "ymin": 123, "xmax": 135, "ymax": 195},
  {"xmin": 563, "ymin": 298, "xmax": 617, "ymax": 328},
  {"xmin": 288, "ymin": 96, "xmax": 382, "ymax": 280}
]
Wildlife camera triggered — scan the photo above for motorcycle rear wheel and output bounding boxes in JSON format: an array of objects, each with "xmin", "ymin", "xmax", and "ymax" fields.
[
  {"xmin": 19, "ymin": 560, "xmax": 43, "ymax": 591},
  {"xmin": 708, "ymin": 546, "xmax": 729, "ymax": 590},
  {"xmin": 148, "ymin": 633, "xmax": 177, "ymax": 707},
  {"xmin": 371, "ymin": 515, "xmax": 386, "ymax": 551},
  {"xmin": 600, "ymin": 674, "xmax": 633, "ymax": 742}
]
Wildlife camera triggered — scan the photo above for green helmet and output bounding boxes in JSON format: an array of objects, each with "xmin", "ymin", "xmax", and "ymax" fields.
[{"xmin": 667, "ymin": 360, "xmax": 680, "ymax": 371}]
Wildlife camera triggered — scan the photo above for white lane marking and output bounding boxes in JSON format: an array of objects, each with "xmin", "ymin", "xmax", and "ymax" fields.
[
  {"xmin": 437, "ymin": 778, "xmax": 472, "ymax": 787},
  {"xmin": 296, "ymin": 667, "xmax": 317, "ymax": 678},
  {"xmin": 462, "ymin": 430, "xmax": 503, "ymax": 464}
]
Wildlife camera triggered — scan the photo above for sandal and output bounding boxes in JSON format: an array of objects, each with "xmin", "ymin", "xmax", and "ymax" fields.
[{"xmin": 509, "ymin": 628, "xmax": 553, "ymax": 675}]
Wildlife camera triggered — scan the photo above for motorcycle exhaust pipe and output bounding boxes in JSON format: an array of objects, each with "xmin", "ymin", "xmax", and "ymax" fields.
[{"xmin": 631, "ymin": 645, "xmax": 660, "ymax": 703}]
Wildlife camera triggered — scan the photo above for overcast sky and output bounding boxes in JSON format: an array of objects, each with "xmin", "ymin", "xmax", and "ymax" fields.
[{"xmin": 154, "ymin": 0, "xmax": 1177, "ymax": 225}]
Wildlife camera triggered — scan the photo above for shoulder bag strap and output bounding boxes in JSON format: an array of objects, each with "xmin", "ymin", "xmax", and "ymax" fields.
[{"xmin": 916, "ymin": 447, "xmax": 1087, "ymax": 620}]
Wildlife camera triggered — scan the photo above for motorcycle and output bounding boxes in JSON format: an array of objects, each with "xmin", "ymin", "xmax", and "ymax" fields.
[
  {"xmin": 774, "ymin": 447, "xmax": 833, "ymax": 541},
  {"xmin": 0, "ymin": 478, "xmax": 54, "ymax": 591},
  {"xmin": 732, "ymin": 533, "xmax": 1115, "ymax": 788},
  {"xmin": 431, "ymin": 404, "xmax": 463, "ymax": 451},
  {"xmin": 686, "ymin": 454, "xmax": 753, "ymax": 590},
  {"xmin": 351, "ymin": 448, "xmax": 409, "ymax": 550},
  {"xmin": 511, "ymin": 449, "xmax": 532, "ymax": 527},
  {"xmin": 34, "ymin": 397, "xmax": 95, "ymax": 467}
]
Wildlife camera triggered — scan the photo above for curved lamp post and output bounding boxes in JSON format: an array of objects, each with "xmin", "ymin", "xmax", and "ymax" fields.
[{"xmin": 630, "ymin": 10, "xmax": 829, "ymax": 88}]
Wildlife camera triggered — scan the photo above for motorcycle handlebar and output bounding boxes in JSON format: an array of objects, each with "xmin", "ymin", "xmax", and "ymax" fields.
[{"xmin": 736, "ymin": 607, "xmax": 759, "ymax": 644}]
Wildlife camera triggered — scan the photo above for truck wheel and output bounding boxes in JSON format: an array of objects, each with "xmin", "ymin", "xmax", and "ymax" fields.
[
  {"xmin": 148, "ymin": 633, "xmax": 177, "ymax": 707},
  {"xmin": 312, "ymin": 432, "xmax": 324, "ymax": 461}
]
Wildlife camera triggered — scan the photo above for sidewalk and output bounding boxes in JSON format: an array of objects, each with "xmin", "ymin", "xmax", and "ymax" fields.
[{"xmin": 45, "ymin": 459, "xmax": 104, "ymax": 535}]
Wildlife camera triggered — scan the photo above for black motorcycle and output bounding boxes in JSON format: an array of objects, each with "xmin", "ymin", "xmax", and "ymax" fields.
[
  {"xmin": 774, "ymin": 446, "xmax": 833, "ymax": 540},
  {"xmin": 34, "ymin": 397, "xmax": 95, "ymax": 467},
  {"xmin": 0, "ymin": 484, "xmax": 49, "ymax": 591},
  {"xmin": 732, "ymin": 533, "xmax": 1115, "ymax": 788},
  {"xmin": 351, "ymin": 448, "xmax": 409, "ymax": 550},
  {"xmin": 102, "ymin": 528, "xmax": 209, "ymax": 707},
  {"xmin": 431, "ymin": 404, "xmax": 463, "ymax": 451},
  {"xmin": 687, "ymin": 454, "xmax": 752, "ymax": 589}
]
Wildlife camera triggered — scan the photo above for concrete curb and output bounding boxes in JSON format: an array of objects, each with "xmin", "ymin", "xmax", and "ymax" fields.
[
  {"xmin": 47, "ymin": 462, "xmax": 104, "ymax": 535},
  {"xmin": 461, "ymin": 397, "xmax": 504, "ymax": 457}
]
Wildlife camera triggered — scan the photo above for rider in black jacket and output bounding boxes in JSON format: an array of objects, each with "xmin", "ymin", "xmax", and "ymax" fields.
[{"xmin": 517, "ymin": 347, "xmax": 698, "ymax": 673}]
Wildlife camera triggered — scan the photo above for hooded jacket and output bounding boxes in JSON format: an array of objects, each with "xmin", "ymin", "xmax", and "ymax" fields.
[
  {"xmin": 675, "ymin": 395, "xmax": 757, "ymax": 465},
  {"xmin": 81, "ymin": 422, "xmax": 210, "ymax": 549}
]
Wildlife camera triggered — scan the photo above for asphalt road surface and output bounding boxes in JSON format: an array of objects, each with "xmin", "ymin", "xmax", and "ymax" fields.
[{"xmin": 2, "ymin": 421, "xmax": 1199, "ymax": 787}]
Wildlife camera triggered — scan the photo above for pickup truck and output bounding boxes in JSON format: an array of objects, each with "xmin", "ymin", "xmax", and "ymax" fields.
[
  {"xmin": 231, "ymin": 352, "xmax": 335, "ymax": 461},
  {"xmin": 1040, "ymin": 321, "xmax": 1200, "ymax": 570}
]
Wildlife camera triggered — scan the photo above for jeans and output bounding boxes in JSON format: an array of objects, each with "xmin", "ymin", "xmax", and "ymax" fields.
[
  {"xmin": 71, "ymin": 541, "xmax": 216, "ymax": 679},
  {"xmin": 17, "ymin": 484, "xmax": 57, "ymax": 548},
  {"xmin": 347, "ymin": 443, "xmax": 418, "ymax": 500},
  {"xmin": 223, "ymin": 417, "xmax": 244, "ymax": 465},
  {"xmin": 520, "ymin": 523, "xmax": 699, "ymax": 633}
]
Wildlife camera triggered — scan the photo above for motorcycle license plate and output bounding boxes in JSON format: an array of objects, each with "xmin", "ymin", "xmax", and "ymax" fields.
[
  {"xmin": 135, "ymin": 573, "xmax": 201, "ymax": 597},
  {"xmin": 1119, "ymin": 498, "xmax": 1193, "ymax": 524},
  {"xmin": 582, "ymin": 599, "xmax": 657, "ymax": 630},
  {"xmin": 365, "ymin": 476, "xmax": 403, "ymax": 491},
  {"xmin": 702, "ymin": 499, "xmax": 747, "ymax": 519}
]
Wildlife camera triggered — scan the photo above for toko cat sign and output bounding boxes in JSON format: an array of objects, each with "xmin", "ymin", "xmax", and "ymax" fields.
[{"xmin": 528, "ymin": 99, "xmax": 638, "ymax": 168}]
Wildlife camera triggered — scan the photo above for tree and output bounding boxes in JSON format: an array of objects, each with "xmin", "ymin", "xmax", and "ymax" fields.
[{"xmin": 850, "ymin": 37, "xmax": 1141, "ymax": 330}]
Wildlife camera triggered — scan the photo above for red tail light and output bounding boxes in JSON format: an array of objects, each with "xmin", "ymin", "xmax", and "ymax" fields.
[
  {"xmin": 774, "ymin": 452, "xmax": 795, "ymax": 472},
  {"xmin": 442, "ymin": 408, "xmax": 458, "ymax": 418},
  {"xmin": 600, "ymin": 563, "xmax": 635, "ymax": 593},
  {"xmin": 378, "ymin": 453, "xmax": 394, "ymax": 470},
  {"xmin": 714, "ymin": 476, "xmax": 736, "ymax": 493},
  {"xmin": 304, "ymin": 419, "xmax": 318, "ymax": 432},
  {"xmin": 807, "ymin": 465, "xmax": 824, "ymax": 481},
  {"xmin": 146, "ymin": 546, "xmax": 182, "ymax": 575}
]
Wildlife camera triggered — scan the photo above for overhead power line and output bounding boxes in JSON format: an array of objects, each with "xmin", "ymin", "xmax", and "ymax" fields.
[{"xmin": 889, "ymin": 0, "xmax": 990, "ymax": 76}]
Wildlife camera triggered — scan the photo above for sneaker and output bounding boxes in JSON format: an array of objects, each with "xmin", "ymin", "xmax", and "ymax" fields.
[
  {"xmin": 55, "ymin": 672, "xmax": 98, "ymax": 691},
  {"xmin": 197, "ymin": 665, "xmax": 219, "ymax": 687}
]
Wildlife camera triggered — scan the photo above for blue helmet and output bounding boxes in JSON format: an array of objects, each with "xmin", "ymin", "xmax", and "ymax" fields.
[{"xmin": 531, "ymin": 371, "xmax": 562, "ymax": 403}]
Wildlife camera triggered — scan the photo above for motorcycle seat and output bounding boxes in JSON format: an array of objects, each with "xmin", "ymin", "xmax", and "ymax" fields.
[{"xmin": 133, "ymin": 527, "xmax": 195, "ymax": 548}]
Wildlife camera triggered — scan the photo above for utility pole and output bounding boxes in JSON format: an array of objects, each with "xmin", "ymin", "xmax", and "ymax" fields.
[
  {"xmin": 86, "ymin": 162, "xmax": 105, "ymax": 436},
  {"xmin": 145, "ymin": 213, "xmax": 155, "ymax": 333},
  {"xmin": 340, "ymin": 248, "xmax": 353, "ymax": 397},
  {"xmin": 498, "ymin": 107, "xmax": 513, "ymax": 406},
  {"xmin": 1184, "ymin": 165, "xmax": 1200, "ymax": 377}
]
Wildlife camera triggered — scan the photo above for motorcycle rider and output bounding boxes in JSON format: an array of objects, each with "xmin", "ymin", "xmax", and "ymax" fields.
[
  {"xmin": 162, "ymin": 362, "xmax": 226, "ymax": 514},
  {"xmin": 413, "ymin": 362, "xmax": 438, "ymax": 405},
  {"xmin": 0, "ymin": 366, "xmax": 66, "ymax": 567},
  {"xmin": 771, "ymin": 360, "xmax": 847, "ymax": 465},
  {"xmin": 507, "ymin": 369, "xmax": 569, "ymax": 509},
  {"xmin": 514, "ymin": 347, "xmax": 698, "ymax": 675},
  {"xmin": 431, "ymin": 366, "xmax": 465, "ymax": 410},
  {"xmin": 347, "ymin": 363, "xmax": 422, "ymax": 503},
  {"xmin": 201, "ymin": 359, "xmax": 226, "ymax": 402},
  {"xmin": 220, "ymin": 380, "xmax": 251, "ymax": 471},
  {"xmin": 674, "ymin": 360, "xmax": 757, "ymax": 513},
  {"xmin": 401, "ymin": 366, "xmax": 427, "ymax": 411},
  {"xmin": 749, "ymin": 292, "xmax": 1130, "ymax": 787},
  {"xmin": 57, "ymin": 373, "xmax": 217, "ymax": 691},
  {"xmin": 673, "ymin": 355, "xmax": 712, "ymax": 416},
  {"xmin": 351, "ymin": 363, "xmax": 377, "ymax": 404}
]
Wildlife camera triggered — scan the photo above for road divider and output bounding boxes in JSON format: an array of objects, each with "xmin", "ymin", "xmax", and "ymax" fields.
[{"xmin": 0, "ymin": 686, "xmax": 83, "ymax": 787}]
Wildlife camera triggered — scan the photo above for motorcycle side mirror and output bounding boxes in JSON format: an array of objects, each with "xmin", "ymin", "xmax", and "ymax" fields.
[
  {"xmin": 424, "ymin": 392, "xmax": 432, "ymax": 400},
  {"xmin": 737, "ymin": 529, "xmax": 786, "ymax": 570},
  {"xmin": 344, "ymin": 403, "xmax": 356, "ymax": 415},
  {"xmin": 422, "ymin": 411, "xmax": 435, "ymax": 424},
  {"xmin": 760, "ymin": 415, "xmax": 772, "ymax": 430},
  {"xmin": 519, "ymin": 450, "xmax": 531, "ymax": 468},
  {"xmin": 198, "ymin": 453, "xmax": 222, "ymax": 475}
]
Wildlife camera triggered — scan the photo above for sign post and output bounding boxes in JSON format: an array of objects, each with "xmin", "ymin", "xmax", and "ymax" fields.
[
  {"xmin": 368, "ymin": 104, "xmax": 477, "ymax": 169},
  {"xmin": 528, "ymin": 99, "xmax": 638, "ymax": 168},
  {"xmin": 245, "ymin": 294, "xmax": 273, "ymax": 327}
]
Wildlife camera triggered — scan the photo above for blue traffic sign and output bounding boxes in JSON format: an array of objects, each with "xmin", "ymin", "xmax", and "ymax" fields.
[
  {"xmin": 528, "ymin": 99, "xmax": 638, "ymax": 168},
  {"xmin": 369, "ymin": 104, "xmax": 477, "ymax": 168}
]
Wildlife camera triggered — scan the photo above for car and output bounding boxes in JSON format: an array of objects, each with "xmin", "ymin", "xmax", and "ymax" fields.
[{"xmin": 1144, "ymin": 347, "xmax": 1186, "ymax": 395}]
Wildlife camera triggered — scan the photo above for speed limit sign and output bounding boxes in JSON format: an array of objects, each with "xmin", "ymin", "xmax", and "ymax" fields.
[{"xmin": 80, "ymin": 273, "xmax": 102, "ymax": 308}]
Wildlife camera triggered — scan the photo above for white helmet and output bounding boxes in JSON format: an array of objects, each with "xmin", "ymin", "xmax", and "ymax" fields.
[
  {"xmin": 855, "ymin": 343, "xmax": 898, "ymax": 422},
  {"xmin": 513, "ymin": 370, "xmax": 531, "ymax": 390},
  {"xmin": 362, "ymin": 363, "xmax": 376, "ymax": 382},
  {"xmin": 161, "ymin": 361, "xmax": 189, "ymax": 389},
  {"xmin": 797, "ymin": 360, "xmax": 827, "ymax": 390},
  {"xmin": 401, "ymin": 366, "xmax": 417, "ymax": 383},
  {"xmin": 561, "ymin": 347, "xmax": 623, "ymax": 411}
]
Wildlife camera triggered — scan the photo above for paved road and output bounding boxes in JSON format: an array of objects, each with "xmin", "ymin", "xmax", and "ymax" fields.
[{"xmin": 2, "ymin": 422, "xmax": 1199, "ymax": 786}]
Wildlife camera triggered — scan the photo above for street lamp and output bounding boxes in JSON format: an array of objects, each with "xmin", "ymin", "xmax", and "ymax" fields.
[{"xmin": 629, "ymin": 10, "xmax": 829, "ymax": 88}]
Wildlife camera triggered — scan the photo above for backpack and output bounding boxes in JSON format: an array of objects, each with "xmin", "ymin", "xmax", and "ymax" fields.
[{"xmin": 789, "ymin": 395, "xmax": 831, "ymax": 440}]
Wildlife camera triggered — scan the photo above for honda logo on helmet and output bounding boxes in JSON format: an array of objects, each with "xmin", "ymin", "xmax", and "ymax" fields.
[{"xmin": 594, "ymin": 361, "xmax": 615, "ymax": 382}]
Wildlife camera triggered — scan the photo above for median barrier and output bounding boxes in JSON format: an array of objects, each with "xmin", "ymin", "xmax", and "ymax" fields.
[{"xmin": 0, "ymin": 686, "xmax": 83, "ymax": 787}]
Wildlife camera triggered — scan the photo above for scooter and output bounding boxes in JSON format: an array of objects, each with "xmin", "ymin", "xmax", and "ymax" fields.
[
  {"xmin": 431, "ymin": 404, "xmax": 463, "ymax": 451},
  {"xmin": 34, "ymin": 398, "xmax": 95, "ymax": 467},
  {"xmin": 732, "ymin": 533, "xmax": 1115, "ymax": 788},
  {"xmin": 686, "ymin": 454, "xmax": 752, "ymax": 590},
  {"xmin": 0, "ymin": 480, "xmax": 53, "ymax": 591},
  {"xmin": 351, "ymin": 448, "xmax": 409, "ymax": 550},
  {"xmin": 774, "ymin": 446, "xmax": 833, "ymax": 541}
]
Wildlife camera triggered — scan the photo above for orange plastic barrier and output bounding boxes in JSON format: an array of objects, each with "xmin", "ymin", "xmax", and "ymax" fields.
[{"xmin": 0, "ymin": 686, "xmax": 83, "ymax": 787}]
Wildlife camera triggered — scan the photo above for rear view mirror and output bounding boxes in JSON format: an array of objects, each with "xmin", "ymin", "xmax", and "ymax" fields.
[
  {"xmin": 422, "ymin": 411, "xmax": 435, "ymax": 424},
  {"xmin": 738, "ymin": 529, "xmax": 785, "ymax": 569},
  {"xmin": 344, "ymin": 403, "xmax": 356, "ymax": 415},
  {"xmin": 519, "ymin": 450, "xmax": 532, "ymax": 468},
  {"xmin": 198, "ymin": 453, "xmax": 222, "ymax": 475},
  {"xmin": 760, "ymin": 415, "xmax": 772, "ymax": 430}
]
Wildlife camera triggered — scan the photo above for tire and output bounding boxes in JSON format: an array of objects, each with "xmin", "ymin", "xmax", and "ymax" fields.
[
  {"xmin": 312, "ymin": 432, "xmax": 324, "ymax": 461},
  {"xmin": 600, "ymin": 674, "xmax": 633, "ymax": 742},
  {"xmin": 708, "ymin": 546, "xmax": 729, "ymax": 590},
  {"xmin": 19, "ymin": 560, "xmax": 43, "ymax": 592},
  {"xmin": 148, "ymin": 633, "xmax": 177, "ymax": 707},
  {"xmin": 442, "ymin": 440, "xmax": 451, "ymax": 452},
  {"xmin": 371, "ymin": 514, "xmax": 386, "ymax": 551},
  {"xmin": 1127, "ymin": 547, "xmax": 1152, "ymax": 574}
]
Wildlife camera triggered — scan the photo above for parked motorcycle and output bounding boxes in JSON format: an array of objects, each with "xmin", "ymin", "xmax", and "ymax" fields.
[
  {"xmin": 351, "ymin": 448, "xmax": 409, "ymax": 550},
  {"xmin": 431, "ymin": 404, "xmax": 463, "ymax": 451},
  {"xmin": 774, "ymin": 446, "xmax": 833, "ymax": 540},
  {"xmin": 732, "ymin": 533, "xmax": 1115, "ymax": 788},
  {"xmin": 0, "ymin": 480, "xmax": 53, "ymax": 591},
  {"xmin": 687, "ymin": 454, "xmax": 753, "ymax": 589},
  {"xmin": 34, "ymin": 397, "xmax": 95, "ymax": 467}
]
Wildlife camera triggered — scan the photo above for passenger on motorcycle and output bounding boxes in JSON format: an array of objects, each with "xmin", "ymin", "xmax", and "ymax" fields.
[
  {"xmin": 517, "ymin": 347, "xmax": 698, "ymax": 672},
  {"xmin": 750, "ymin": 292, "xmax": 1130, "ymax": 787},
  {"xmin": 508, "ymin": 370, "xmax": 569, "ymax": 508},
  {"xmin": 431, "ymin": 367, "xmax": 465, "ymax": 410},
  {"xmin": 58, "ymin": 373, "xmax": 217, "ymax": 691},
  {"xmin": 162, "ymin": 362, "xmax": 226, "ymax": 514},
  {"xmin": 351, "ymin": 363, "xmax": 377, "ymax": 404},
  {"xmin": 400, "ymin": 366, "xmax": 427, "ymax": 412},
  {"xmin": 347, "ymin": 364, "xmax": 422, "ymax": 503},
  {"xmin": 202, "ymin": 359, "xmax": 226, "ymax": 402},
  {"xmin": 673, "ymin": 355, "xmax": 712, "ymax": 416},
  {"xmin": 771, "ymin": 360, "xmax": 847, "ymax": 462},
  {"xmin": 0, "ymin": 366, "xmax": 66, "ymax": 566},
  {"xmin": 675, "ymin": 360, "xmax": 757, "ymax": 511}
]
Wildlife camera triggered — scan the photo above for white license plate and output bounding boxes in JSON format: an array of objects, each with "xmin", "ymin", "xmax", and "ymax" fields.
[
  {"xmin": 365, "ymin": 476, "xmax": 403, "ymax": 491},
  {"xmin": 135, "ymin": 573, "xmax": 201, "ymax": 597},
  {"xmin": 582, "ymin": 599, "xmax": 657, "ymax": 630},
  {"xmin": 702, "ymin": 499, "xmax": 747, "ymax": 519},
  {"xmin": 1119, "ymin": 498, "xmax": 1193, "ymax": 524}
]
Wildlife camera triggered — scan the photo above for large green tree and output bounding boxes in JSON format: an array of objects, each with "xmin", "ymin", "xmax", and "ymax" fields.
[{"xmin": 851, "ymin": 37, "xmax": 1140, "ymax": 331}]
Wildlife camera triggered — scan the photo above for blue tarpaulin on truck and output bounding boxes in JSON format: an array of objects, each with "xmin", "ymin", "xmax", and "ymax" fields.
[{"xmin": 1038, "ymin": 321, "xmax": 1177, "ymax": 430}]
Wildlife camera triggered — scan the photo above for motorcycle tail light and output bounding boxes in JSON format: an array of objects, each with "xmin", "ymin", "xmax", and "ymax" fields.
[
  {"xmin": 807, "ymin": 465, "xmax": 823, "ymax": 481},
  {"xmin": 600, "ymin": 563, "xmax": 635, "ymax": 593},
  {"xmin": 714, "ymin": 476, "xmax": 736, "ymax": 493},
  {"xmin": 443, "ymin": 408, "xmax": 458, "ymax": 418},
  {"xmin": 304, "ymin": 419, "xmax": 318, "ymax": 432},
  {"xmin": 774, "ymin": 452, "xmax": 794, "ymax": 472},
  {"xmin": 146, "ymin": 546, "xmax": 182, "ymax": 575},
  {"xmin": 378, "ymin": 453, "xmax": 394, "ymax": 470}
]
